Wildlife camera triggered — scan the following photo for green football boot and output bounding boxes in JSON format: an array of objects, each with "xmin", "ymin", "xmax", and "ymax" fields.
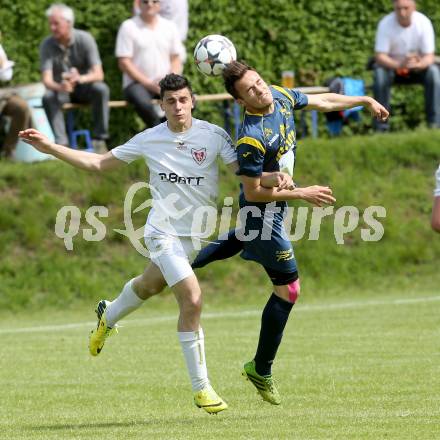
[{"xmin": 242, "ymin": 360, "xmax": 281, "ymax": 405}]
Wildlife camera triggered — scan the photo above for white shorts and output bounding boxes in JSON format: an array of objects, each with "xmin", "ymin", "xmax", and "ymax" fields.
[{"xmin": 144, "ymin": 230, "xmax": 201, "ymax": 287}]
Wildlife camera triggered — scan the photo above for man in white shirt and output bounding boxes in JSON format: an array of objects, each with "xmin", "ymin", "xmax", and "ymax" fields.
[
  {"xmin": 116, "ymin": 0, "xmax": 183, "ymax": 128},
  {"xmin": 20, "ymin": 74, "xmax": 233, "ymax": 414},
  {"xmin": 373, "ymin": 0, "xmax": 440, "ymax": 131},
  {"xmin": 432, "ymin": 165, "xmax": 440, "ymax": 232}
]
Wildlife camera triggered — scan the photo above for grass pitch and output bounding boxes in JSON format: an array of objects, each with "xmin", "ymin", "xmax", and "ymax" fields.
[{"xmin": 1, "ymin": 288, "xmax": 439, "ymax": 440}]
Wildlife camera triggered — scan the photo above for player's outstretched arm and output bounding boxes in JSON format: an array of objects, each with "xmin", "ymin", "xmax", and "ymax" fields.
[
  {"xmin": 241, "ymin": 175, "xmax": 335, "ymax": 206},
  {"xmin": 19, "ymin": 129, "xmax": 124, "ymax": 172},
  {"xmin": 305, "ymin": 93, "xmax": 389, "ymax": 122}
]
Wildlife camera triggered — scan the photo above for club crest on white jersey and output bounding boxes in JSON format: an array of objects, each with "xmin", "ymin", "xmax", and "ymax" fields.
[{"xmin": 191, "ymin": 148, "xmax": 207, "ymax": 165}]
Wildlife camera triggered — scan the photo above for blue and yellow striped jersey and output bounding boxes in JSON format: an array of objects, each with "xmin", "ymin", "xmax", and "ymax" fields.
[{"xmin": 236, "ymin": 85, "xmax": 308, "ymax": 179}]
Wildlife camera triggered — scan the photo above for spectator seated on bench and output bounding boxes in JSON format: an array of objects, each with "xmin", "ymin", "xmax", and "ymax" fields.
[
  {"xmin": 40, "ymin": 4, "xmax": 109, "ymax": 151},
  {"xmin": 372, "ymin": 0, "xmax": 440, "ymax": 132},
  {"xmin": 116, "ymin": 0, "xmax": 184, "ymax": 129}
]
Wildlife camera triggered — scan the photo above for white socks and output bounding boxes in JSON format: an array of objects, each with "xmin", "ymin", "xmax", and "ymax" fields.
[
  {"xmin": 105, "ymin": 279, "xmax": 144, "ymax": 327},
  {"xmin": 104, "ymin": 280, "xmax": 209, "ymax": 392},
  {"xmin": 178, "ymin": 328, "xmax": 210, "ymax": 392}
]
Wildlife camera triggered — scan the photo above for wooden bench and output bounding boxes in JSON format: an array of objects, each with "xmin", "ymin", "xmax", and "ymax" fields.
[
  {"xmin": 62, "ymin": 87, "xmax": 330, "ymax": 143},
  {"xmin": 61, "ymin": 88, "xmax": 330, "ymax": 110}
]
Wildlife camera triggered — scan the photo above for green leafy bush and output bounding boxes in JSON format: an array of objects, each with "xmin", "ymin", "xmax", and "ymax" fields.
[{"xmin": 1, "ymin": 1, "xmax": 439, "ymax": 140}]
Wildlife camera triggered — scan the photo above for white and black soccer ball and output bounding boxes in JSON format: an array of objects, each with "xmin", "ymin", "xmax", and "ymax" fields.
[{"xmin": 194, "ymin": 34, "xmax": 237, "ymax": 76}]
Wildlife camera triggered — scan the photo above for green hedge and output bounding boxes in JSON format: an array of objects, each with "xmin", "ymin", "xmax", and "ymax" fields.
[{"xmin": 1, "ymin": 0, "xmax": 439, "ymax": 141}]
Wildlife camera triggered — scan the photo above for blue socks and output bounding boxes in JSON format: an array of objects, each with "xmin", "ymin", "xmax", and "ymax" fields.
[{"xmin": 254, "ymin": 293, "xmax": 294, "ymax": 376}]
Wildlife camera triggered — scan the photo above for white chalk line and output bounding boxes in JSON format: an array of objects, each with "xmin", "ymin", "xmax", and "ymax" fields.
[{"xmin": 1, "ymin": 294, "xmax": 439, "ymax": 335}]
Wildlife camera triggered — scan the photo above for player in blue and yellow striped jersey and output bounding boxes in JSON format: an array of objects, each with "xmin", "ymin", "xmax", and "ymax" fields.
[{"xmin": 193, "ymin": 61, "xmax": 389, "ymax": 405}]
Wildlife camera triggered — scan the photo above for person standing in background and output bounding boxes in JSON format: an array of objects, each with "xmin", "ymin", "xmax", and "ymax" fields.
[{"xmin": 133, "ymin": 0, "xmax": 188, "ymax": 43}]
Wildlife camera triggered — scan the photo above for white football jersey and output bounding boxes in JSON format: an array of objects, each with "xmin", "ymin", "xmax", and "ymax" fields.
[
  {"xmin": 112, "ymin": 118, "xmax": 236, "ymax": 236},
  {"xmin": 435, "ymin": 165, "xmax": 440, "ymax": 197}
]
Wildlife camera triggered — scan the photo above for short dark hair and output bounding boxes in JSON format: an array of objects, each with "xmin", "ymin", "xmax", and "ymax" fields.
[
  {"xmin": 222, "ymin": 61, "xmax": 255, "ymax": 99},
  {"xmin": 159, "ymin": 74, "xmax": 193, "ymax": 99}
]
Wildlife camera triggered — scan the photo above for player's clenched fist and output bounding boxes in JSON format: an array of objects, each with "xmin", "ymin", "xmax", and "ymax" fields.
[
  {"xmin": 276, "ymin": 172, "xmax": 296, "ymax": 191},
  {"xmin": 366, "ymin": 98, "xmax": 389, "ymax": 122}
]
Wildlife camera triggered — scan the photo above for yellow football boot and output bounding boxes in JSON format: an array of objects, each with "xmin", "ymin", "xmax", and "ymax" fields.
[
  {"xmin": 194, "ymin": 385, "xmax": 228, "ymax": 414},
  {"xmin": 88, "ymin": 300, "xmax": 117, "ymax": 356}
]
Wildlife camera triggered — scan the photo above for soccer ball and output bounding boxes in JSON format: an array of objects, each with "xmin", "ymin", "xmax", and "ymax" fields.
[{"xmin": 194, "ymin": 34, "xmax": 237, "ymax": 76}]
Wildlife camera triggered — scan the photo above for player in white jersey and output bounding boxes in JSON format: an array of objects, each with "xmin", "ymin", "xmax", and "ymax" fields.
[
  {"xmin": 111, "ymin": 106, "xmax": 238, "ymax": 284},
  {"xmin": 19, "ymin": 73, "xmax": 293, "ymax": 414},
  {"xmin": 19, "ymin": 74, "xmax": 233, "ymax": 413},
  {"xmin": 432, "ymin": 165, "xmax": 440, "ymax": 232}
]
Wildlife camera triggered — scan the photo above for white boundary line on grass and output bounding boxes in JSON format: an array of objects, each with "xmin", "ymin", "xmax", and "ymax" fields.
[{"xmin": 1, "ymin": 294, "xmax": 440, "ymax": 335}]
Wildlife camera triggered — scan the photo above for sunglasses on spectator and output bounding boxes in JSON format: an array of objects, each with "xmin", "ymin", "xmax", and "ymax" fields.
[{"xmin": 142, "ymin": 0, "xmax": 160, "ymax": 4}]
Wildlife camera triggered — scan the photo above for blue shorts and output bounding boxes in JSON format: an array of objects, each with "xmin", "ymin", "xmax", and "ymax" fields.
[{"xmin": 238, "ymin": 200, "xmax": 298, "ymax": 274}]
